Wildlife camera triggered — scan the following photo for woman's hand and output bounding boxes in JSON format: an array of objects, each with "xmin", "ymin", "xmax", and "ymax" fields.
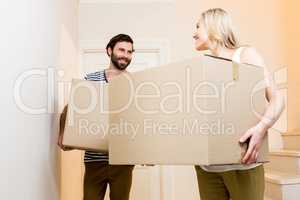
[{"xmin": 239, "ymin": 122, "xmax": 268, "ymax": 164}]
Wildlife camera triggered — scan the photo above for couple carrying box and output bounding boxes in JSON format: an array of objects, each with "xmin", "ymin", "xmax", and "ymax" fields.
[{"xmin": 58, "ymin": 8, "xmax": 284, "ymax": 200}]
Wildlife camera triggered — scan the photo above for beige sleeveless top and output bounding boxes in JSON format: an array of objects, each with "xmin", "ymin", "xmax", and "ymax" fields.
[{"xmin": 200, "ymin": 47, "xmax": 262, "ymax": 172}]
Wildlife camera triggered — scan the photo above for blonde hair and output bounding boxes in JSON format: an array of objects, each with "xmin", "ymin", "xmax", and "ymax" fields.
[{"xmin": 200, "ymin": 8, "xmax": 239, "ymax": 49}]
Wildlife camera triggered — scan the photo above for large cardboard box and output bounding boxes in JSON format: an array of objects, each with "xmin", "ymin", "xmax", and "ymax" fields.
[
  {"xmin": 108, "ymin": 55, "xmax": 268, "ymax": 165},
  {"xmin": 62, "ymin": 79, "xmax": 109, "ymax": 152}
]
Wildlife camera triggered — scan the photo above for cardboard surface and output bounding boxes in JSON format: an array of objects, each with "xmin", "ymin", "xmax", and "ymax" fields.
[
  {"xmin": 62, "ymin": 79, "xmax": 109, "ymax": 152},
  {"xmin": 108, "ymin": 55, "xmax": 268, "ymax": 165}
]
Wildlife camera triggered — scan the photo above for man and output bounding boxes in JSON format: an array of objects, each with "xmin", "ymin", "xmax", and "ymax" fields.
[{"xmin": 58, "ymin": 34, "xmax": 135, "ymax": 200}]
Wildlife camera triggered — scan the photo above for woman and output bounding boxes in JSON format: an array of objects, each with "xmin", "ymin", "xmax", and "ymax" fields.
[{"xmin": 193, "ymin": 8, "xmax": 285, "ymax": 200}]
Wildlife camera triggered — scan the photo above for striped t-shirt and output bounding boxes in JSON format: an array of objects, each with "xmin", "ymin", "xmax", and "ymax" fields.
[{"xmin": 84, "ymin": 70, "xmax": 109, "ymax": 162}]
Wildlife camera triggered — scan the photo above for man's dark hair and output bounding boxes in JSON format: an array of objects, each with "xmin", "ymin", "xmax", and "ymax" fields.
[{"xmin": 106, "ymin": 34, "xmax": 134, "ymax": 56}]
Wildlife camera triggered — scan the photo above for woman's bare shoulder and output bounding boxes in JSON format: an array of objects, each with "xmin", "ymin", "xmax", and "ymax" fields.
[{"xmin": 240, "ymin": 46, "xmax": 265, "ymax": 68}]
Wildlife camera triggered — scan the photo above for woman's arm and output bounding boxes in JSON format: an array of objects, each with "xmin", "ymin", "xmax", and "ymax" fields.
[{"xmin": 238, "ymin": 47, "xmax": 285, "ymax": 164}]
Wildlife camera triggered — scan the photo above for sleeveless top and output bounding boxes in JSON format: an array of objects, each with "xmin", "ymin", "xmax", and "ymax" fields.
[{"xmin": 200, "ymin": 46, "xmax": 262, "ymax": 172}]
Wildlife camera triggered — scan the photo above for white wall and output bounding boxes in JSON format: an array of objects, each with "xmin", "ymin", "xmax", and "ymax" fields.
[
  {"xmin": 79, "ymin": 0, "xmax": 285, "ymax": 66},
  {"xmin": 282, "ymin": 1, "xmax": 300, "ymax": 132},
  {"xmin": 0, "ymin": 0, "xmax": 78, "ymax": 199}
]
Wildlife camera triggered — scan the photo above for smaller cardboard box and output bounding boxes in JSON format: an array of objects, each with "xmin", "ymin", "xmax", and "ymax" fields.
[
  {"xmin": 62, "ymin": 79, "xmax": 109, "ymax": 152},
  {"xmin": 108, "ymin": 55, "xmax": 269, "ymax": 165}
]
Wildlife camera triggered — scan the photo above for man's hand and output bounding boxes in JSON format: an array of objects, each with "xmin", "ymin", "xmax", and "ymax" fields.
[
  {"xmin": 57, "ymin": 134, "xmax": 74, "ymax": 151},
  {"xmin": 239, "ymin": 122, "xmax": 268, "ymax": 164}
]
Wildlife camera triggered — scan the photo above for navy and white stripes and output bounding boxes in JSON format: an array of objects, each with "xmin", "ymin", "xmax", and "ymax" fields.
[
  {"xmin": 84, "ymin": 70, "xmax": 109, "ymax": 162},
  {"xmin": 84, "ymin": 70, "xmax": 108, "ymax": 82}
]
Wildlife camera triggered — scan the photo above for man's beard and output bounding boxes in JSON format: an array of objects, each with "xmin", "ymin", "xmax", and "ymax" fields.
[{"xmin": 111, "ymin": 53, "xmax": 131, "ymax": 71}]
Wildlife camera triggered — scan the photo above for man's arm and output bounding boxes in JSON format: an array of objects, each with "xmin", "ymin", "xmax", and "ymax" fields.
[{"xmin": 57, "ymin": 105, "xmax": 73, "ymax": 151}]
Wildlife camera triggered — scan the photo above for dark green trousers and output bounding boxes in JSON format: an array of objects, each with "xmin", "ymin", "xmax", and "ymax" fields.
[
  {"xmin": 194, "ymin": 165, "xmax": 265, "ymax": 200},
  {"xmin": 84, "ymin": 162, "xmax": 134, "ymax": 200}
]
